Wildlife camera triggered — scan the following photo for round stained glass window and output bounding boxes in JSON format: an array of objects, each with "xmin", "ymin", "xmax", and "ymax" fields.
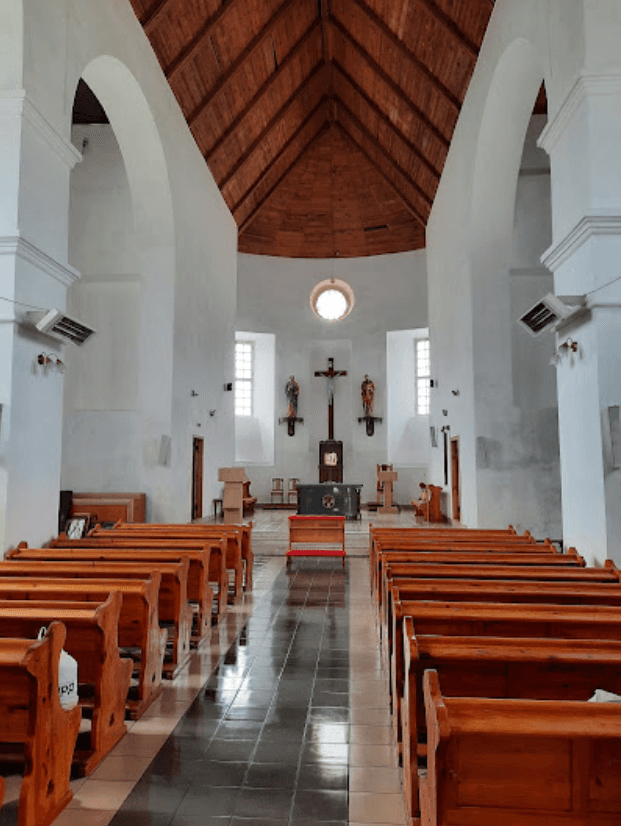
[{"xmin": 310, "ymin": 278, "xmax": 355, "ymax": 322}]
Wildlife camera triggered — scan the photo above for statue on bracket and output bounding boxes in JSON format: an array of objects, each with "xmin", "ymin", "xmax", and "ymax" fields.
[
  {"xmin": 358, "ymin": 374, "xmax": 382, "ymax": 436},
  {"xmin": 279, "ymin": 375, "xmax": 303, "ymax": 436},
  {"xmin": 285, "ymin": 375, "xmax": 300, "ymax": 417},
  {"xmin": 361, "ymin": 374, "xmax": 375, "ymax": 417}
]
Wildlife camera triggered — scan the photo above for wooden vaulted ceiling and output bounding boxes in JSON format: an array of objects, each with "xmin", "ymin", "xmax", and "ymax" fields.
[{"xmin": 128, "ymin": 0, "xmax": 497, "ymax": 257}]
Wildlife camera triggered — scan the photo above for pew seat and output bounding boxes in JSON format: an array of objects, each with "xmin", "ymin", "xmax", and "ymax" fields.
[{"xmin": 0, "ymin": 623, "xmax": 82, "ymax": 826}]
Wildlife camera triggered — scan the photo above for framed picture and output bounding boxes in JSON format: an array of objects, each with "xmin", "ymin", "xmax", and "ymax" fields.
[{"xmin": 65, "ymin": 517, "xmax": 87, "ymax": 539}]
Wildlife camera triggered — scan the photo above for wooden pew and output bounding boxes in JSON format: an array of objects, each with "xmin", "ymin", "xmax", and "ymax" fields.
[
  {"xmin": 402, "ymin": 626, "xmax": 621, "ymax": 821},
  {"xmin": 390, "ymin": 597, "xmax": 621, "ymax": 751},
  {"xmin": 52, "ymin": 535, "xmax": 232, "ymax": 609},
  {"xmin": 9, "ymin": 544, "xmax": 215, "ymax": 639},
  {"xmin": 102, "ymin": 521, "xmax": 254, "ymax": 592},
  {"xmin": 0, "ymin": 622, "xmax": 82, "ymax": 826},
  {"xmin": 286, "ymin": 515, "xmax": 346, "ymax": 567},
  {"xmin": 0, "ymin": 577, "xmax": 165, "ymax": 719},
  {"xmin": 0, "ymin": 558, "xmax": 192, "ymax": 678},
  {"xmin": 420, "ymin": 668, "xmax": 621, "ymax": 826},
  {"xmin": 0, "ymin": 594, "xmax": 131, "ymax": 775}
]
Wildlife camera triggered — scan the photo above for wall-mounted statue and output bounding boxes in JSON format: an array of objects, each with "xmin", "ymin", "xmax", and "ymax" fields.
[
  {"xmin": 285, "ymin": 375, "xmax": 300, "ymax": 418},
  {"xmin": 361, "ymin": 374, "xmax": 375, "ymax": 417}
]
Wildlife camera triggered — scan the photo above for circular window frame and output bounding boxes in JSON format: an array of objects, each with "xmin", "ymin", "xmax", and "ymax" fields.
[{"xmin": 310, "ymin": 278, "xmax": 355, "ymax": 322}]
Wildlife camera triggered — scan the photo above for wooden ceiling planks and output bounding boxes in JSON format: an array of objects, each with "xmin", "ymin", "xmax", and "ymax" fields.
[{"xmin": 130, "ymin": 0, "xmax": 495, "ymax": 257}]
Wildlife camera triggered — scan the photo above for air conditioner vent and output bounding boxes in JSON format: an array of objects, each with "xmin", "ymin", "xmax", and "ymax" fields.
[
  {"xmin": 518, "ymin": 293, "xmax": 586, "ymax": 337},
  {"xmin": 27, "ymin": 309, "xmax": 95, "ymax": 346}
]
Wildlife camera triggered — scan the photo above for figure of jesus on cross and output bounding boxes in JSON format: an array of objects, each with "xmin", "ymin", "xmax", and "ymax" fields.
[{"xmin": 314, "ymin": 357, "xmax": 347, "ymax": 440}]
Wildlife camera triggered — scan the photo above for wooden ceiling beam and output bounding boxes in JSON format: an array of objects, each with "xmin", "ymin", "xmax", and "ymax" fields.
[
  {"xmin": 335, "ymin": 96, "xmax": 433, "ymax": 207},
  {"xmin": 185, "ymin": 0, "xmax": 298, "ymax": 122},
  {"xmin": 204, "ymin": 19, "xmax": 322, "ymax": 163},
  {"xmin": 330, "ymin": 17, "xmax": 449, "ymax": 149},
  {"xmin": 332, "ymin": 59, "xmax": 441, "ymax": 180},
  {"xmin": 233, "ymin": 101, "xmax": 328, "ymax": 217},
  {"xmin": 164, "ymin": 0, "xmax": 247, "ymax": 79},
  {"xmin": 238, "ymin": 119, "xmax": 331, "ymax": 234},
  {"xmin": 142, "ymin": 0, "xmax": 173, "ymax": 33},
  {"xmin": 219, "ymin": 60, "xmax": 327, "ymax": 191},
  {"xmin": 414, "ymin": 0, "xmax": 479, "ymax": 58},
  {"xmin": 341, "ymin": 0, "xmax": 461, "ymax": 112},
  {"xmin": 334, "ymin": 120, "xmax": 427, "ymax": 228}
]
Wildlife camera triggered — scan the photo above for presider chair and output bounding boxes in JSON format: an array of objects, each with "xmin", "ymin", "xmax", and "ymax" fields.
[
  {"xmin": 270, "ymin": 478, "xmax": 284, "ymax": 504},
  {"xmin": 287, "ymin": 478, "xmax": 299, "ymax": 505}
]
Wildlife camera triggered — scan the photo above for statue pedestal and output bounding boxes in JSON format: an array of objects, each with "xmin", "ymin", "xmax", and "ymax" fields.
[{"xmin": 378, "ymin": 470, "xmax": 398, "ymax": 514}]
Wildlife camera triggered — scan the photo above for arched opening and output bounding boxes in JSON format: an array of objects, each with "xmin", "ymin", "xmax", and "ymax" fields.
[
  {"xmin": 467, "ymin": 39, "xmax": 561, "ymax": 538},
  {"xmin": 62, "ymin": 57, "xmax": 175, "ymax": 519}
]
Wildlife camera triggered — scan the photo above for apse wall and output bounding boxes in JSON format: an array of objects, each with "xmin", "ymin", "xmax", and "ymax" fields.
[{"xmin": 235, "ymin": 250, "xmax": 429, "ymax": 504}]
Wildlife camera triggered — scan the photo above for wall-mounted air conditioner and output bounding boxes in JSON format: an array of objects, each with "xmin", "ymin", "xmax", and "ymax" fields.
[
  {"xmin": 517, "ymin": 293, "xmax": 588, "ymax": 337},
  {"xmin": 27, "ymin": 308, "xmax": 96, "ymax": 345}
]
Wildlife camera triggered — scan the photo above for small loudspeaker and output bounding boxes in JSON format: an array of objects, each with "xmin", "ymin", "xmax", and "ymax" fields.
[
  {"xmin": 608, "ymin": 407, "xmax": 621, "ymax": 469},
  {"xmin": 159, "ymin": 435, "xmax": 171, "ymax": 466}
]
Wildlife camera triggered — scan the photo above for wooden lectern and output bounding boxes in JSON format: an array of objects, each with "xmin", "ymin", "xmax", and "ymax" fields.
[
  {"xmin": 218, "ymin": 467, "xmax": 249, "ymax": 524},
  {"xmin": 378, "ymin": 469, "xmax": 398, "ymax": 514}
]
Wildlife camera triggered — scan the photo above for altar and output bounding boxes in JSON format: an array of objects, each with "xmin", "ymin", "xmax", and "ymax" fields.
[{"xmin": 297, "ymin": 483, "xmax": 363, "ymax": 520}]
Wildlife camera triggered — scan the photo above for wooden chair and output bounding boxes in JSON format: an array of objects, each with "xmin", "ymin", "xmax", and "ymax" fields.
[
  {"xmin": 0, "ymin": 622, "xmax": 82, "ymax": 826},
  {"xmin": 242, "ymin": 480, "xmax": 257, "ymax": 515},
  {"xmin": 287, "ymin": 477, "xmax": 299, "ymax": 505},
  {"xmin": 0, "ymin": 593, "xmax": 131, "ymax": 776},
  {"xmin": 270, "ymin": 478, "xmax": 284, "ymax": 504},
  {"xmin": 420, "ymin": 668, "xmax": 621, "ymax": 826}
]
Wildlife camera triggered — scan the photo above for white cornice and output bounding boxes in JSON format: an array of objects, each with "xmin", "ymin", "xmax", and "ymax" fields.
[
  {"xmin": 541, "ymin": 212, "xmax": 621, "ymax": 272},
  {"xmin": 0, "ymin": 90, "xmax": 82, "ymax": 169},
  {"xmin": 538, "ymin": 73, "xmax": 621, "ymax": 154},
  {"xmin": 0, "ymin": 236, "xmax": 81, "ymax": 287}
]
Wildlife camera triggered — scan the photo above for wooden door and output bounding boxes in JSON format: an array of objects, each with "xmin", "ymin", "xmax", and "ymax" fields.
[
  {"xmin": 450, "ymin": 437, "xmax": 461, "ymax": 522},
  {"xmin": 192, "ymin": 437, "xmax": 204, "ymax": 520}
]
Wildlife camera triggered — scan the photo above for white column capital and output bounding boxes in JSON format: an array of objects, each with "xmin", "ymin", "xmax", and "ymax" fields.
[
  {"xmin": 0, "ymin": 90, "xmax": 82, "ymax": 170},
  {"xmin": 0, "ymin": 236, "xmax": 81, "ymax": 287},
  {"xmin": 538, "ymin": 73, "xmax": 621, "ymax": 155},
  {"xmin": 541, "ymin": 211, "xmax": 621, "ymax": 272}
]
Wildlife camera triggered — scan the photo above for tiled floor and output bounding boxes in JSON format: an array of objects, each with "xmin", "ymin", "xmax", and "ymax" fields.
[{"xmin": 1, "ymin": 511, "xmax": 412, "ymax": 826}]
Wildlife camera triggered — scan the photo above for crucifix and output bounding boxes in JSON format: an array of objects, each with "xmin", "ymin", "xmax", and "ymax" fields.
[{"xmin": 314, "ymin": 357, "xmax": 347, "ymax": 440}]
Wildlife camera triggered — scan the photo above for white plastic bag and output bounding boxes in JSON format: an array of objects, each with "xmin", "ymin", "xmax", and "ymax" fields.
[{"xmin": 38, "ymin": 626, "xmax": 79, "ymax": 710}]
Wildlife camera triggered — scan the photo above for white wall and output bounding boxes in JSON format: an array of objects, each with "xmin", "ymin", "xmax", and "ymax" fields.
[{"xmin": 236, "ymin": 251, "xmax": 428, "ymax": 505}]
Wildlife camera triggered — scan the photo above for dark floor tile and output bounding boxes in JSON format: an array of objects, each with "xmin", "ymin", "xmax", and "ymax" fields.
[
  {"xmin": 311, "ymin": 693, "xmax": 348, "ymax": 708},
  {"xmin": 109, "ymin": 814, "xmax": 173, "ymax": 826},
  {"xmin": 264, "ymin": 707, "xmax": 309, "ymax": 725},
  {"xmin": 170, "ymin": 817, "xmax": 230, "ymax": 826},
  {"xmin": 175, "ymin": 786, "xmax": 240, "ymax": 817},
  {"xmin": 313, "ymin": 678, "xmax": 349, "ymax": 693},
  {"xmin": 234, "ymin": 787, "xmax": 294, "ymax": 819},
  {"xmin": 253, "ymin": 739, "xmax": 304, "ymax": 764},
  {"xmin": 260, "ymin": 722, "xmax": 306, "ymax": 742},
  {"xmin": 215, "ymin": 720, "xmax": 264, "ymax": 740},
  {"xmin": 300, "ymin": 742, "xmax": 348, "ymax": 764},
  {"xmin": 224, "ymin": 706, "xmax": 270, "ymax": 721},
  {"xmin": 119, "ymin": 780, "xmax": 189, "ymax": 814},
  {"xmin": 308, "ymin": 707, "xmax": 349, "ymax": 724},
  {"xmin": 297, "ymin": 761, "xmax": 348, "ymax": 791},
  {"xmin": 291, "ymin": 789, "xmax": 348, "ymax": 821},
  {"xmin": 205, "ymin": 739, "xmax": 257, "ymax": 762},
  {"xmin": 190, "ymin": 760, "xmax": 248, "ymax": 786},
  {"xmin": 244, "ymin": 762, "xmax": 298, "ymax": 789},
  {"xmin": 289, "ymin": 820, "xmax": 347, "ymax": 826},
  {"xmin": 229, "ymin": 819, "xmax": 288, "ymax": 826}
]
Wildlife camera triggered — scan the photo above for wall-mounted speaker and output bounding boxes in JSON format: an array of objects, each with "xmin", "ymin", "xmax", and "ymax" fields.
[{"xmin": 159, "ymin": 435, "xmax": 171, "ymax": 466}]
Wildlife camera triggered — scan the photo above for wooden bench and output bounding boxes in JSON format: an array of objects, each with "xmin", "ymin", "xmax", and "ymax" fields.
[
  {"xmin": 287, "ymin": 515, "xmax": 346, "ymax": 567},
  {"xmin": 49, "ymin": 536, "xmax": 229, "ymax": 617},
  {"xmin": 0, "ymin": 622, "xmax": 82, "ymax": 826},
  {"xmin": 402, "ymin": 627, "xmax": 621, "ymax": 821},
  {"xmin": 0, "ymin": 558, "xmax": 192, "ymax": 678},
  {"xmin": 0, "ymin": 593, "xmax": 131, "ymax": 775},
  {"xmin": 390, "ymin": 596, "xmax": 621, "ymax": 754},
  {"xmin": 420, "ymin": 668, "xmax": 621, "ymax": 826},
  {"xmin": 10, "ymin": 544, "xmax": 216, "ymax": 640},
  {"xmin": 103, "ymin": 521, "xmax": 254, "ymax": 592},
  {"xmin": 0, "ymin": 576, "xmax": 165, "ymax": 719}
]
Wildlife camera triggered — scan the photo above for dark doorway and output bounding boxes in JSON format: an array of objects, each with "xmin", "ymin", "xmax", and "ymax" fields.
[
  {"xmin": 192, "ymin": 437, "xmax": 204, "ymax": 520},
  {"xmin": 450, "ymin": 437, "xmax": 461, "ymax": 523}
]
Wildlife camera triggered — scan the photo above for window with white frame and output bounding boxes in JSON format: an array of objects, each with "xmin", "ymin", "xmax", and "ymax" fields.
[
  {"xmin": 416, "ymin": 339, "xmax": 430, "ymax": 415},
  {"xmin": 235, "ymin": 341, "xmax": 253, "ymax": 416}
]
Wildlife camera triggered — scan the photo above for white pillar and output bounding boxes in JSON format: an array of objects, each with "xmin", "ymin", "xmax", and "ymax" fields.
[
  {"xmin": 540, "ymin": 73, "xmax": 621, "ymax": 565},
  {"xmin": 0, "ymin": 90, "xmax": 81, "ymax": 551}
]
